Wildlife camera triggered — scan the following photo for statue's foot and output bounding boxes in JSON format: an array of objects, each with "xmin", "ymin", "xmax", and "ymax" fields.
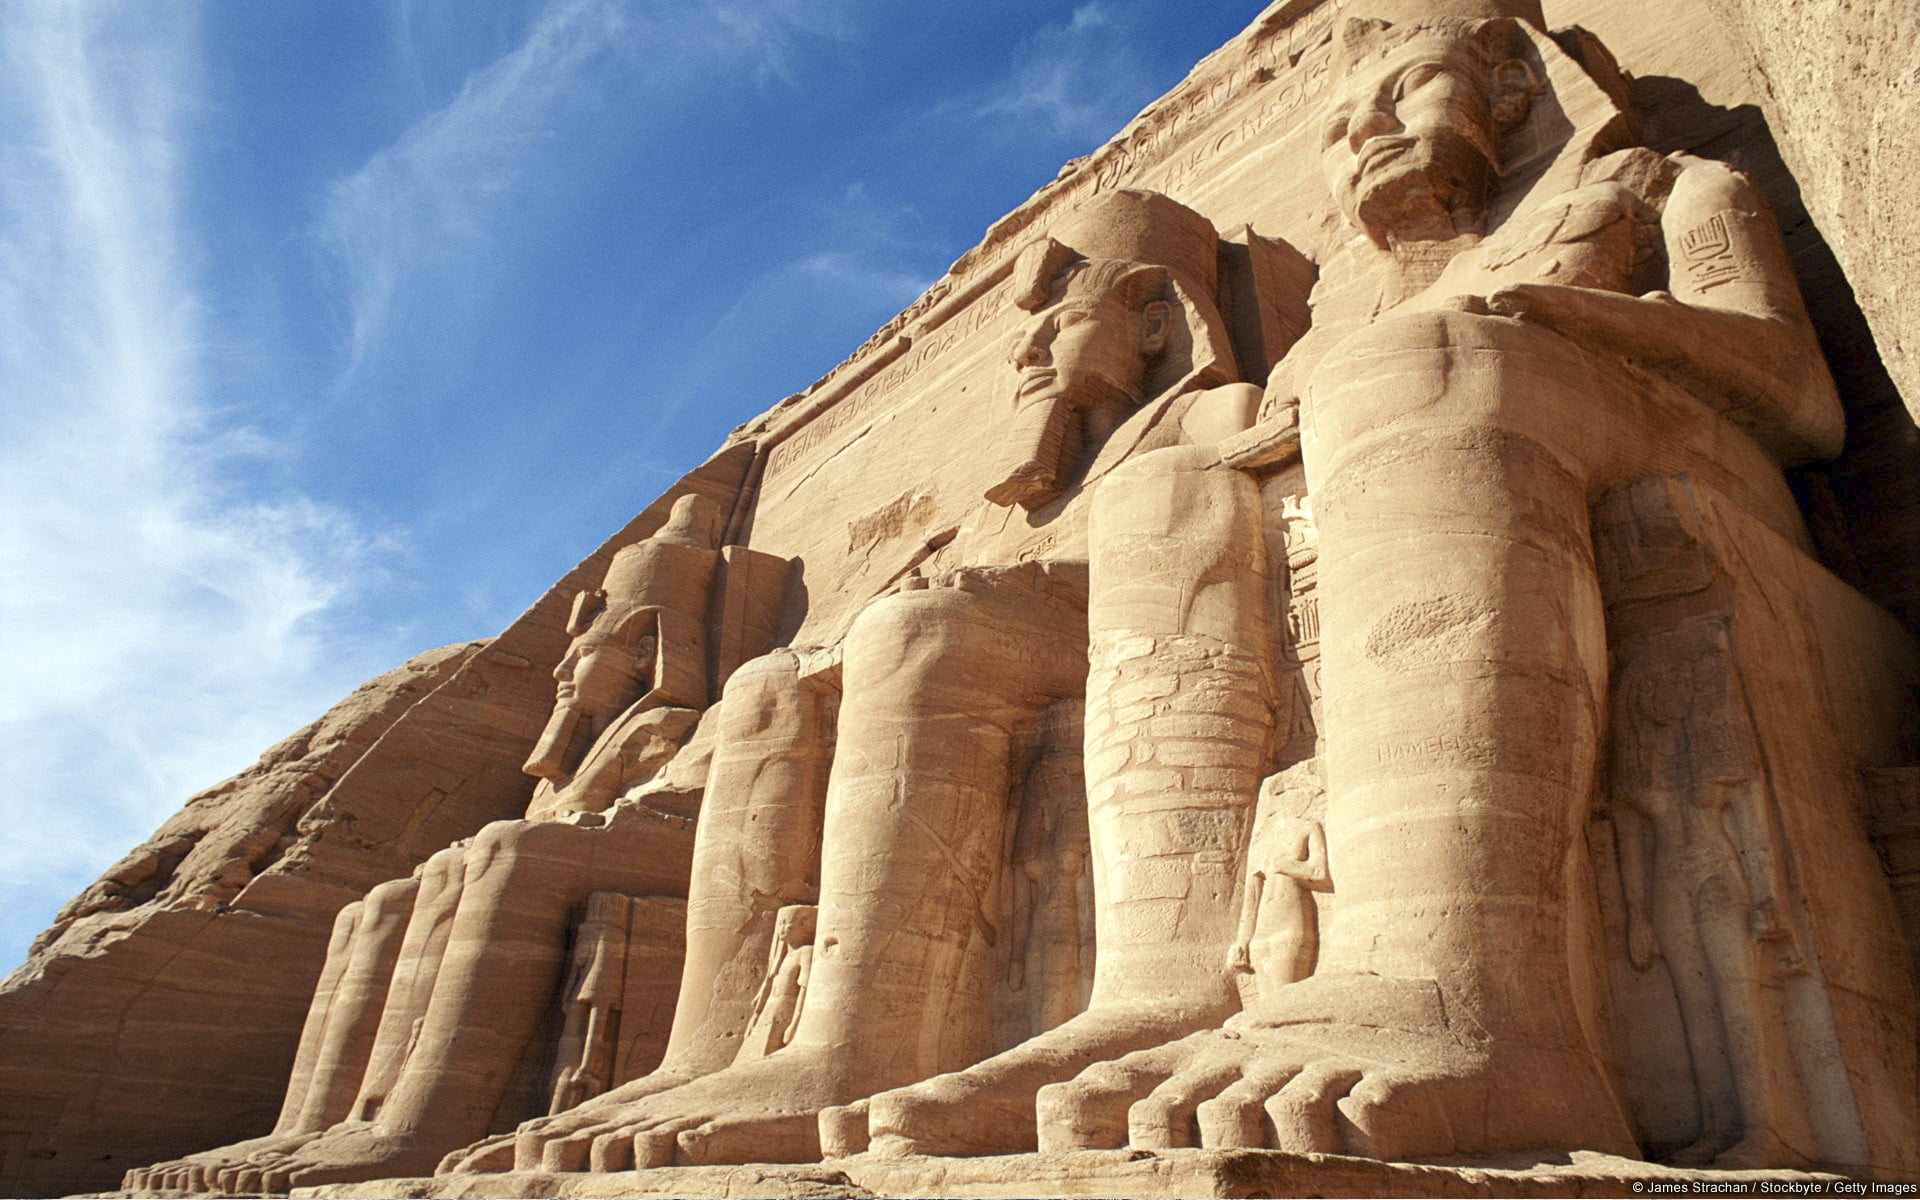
[
  {"xmin": 122, "ymin": 1130, "xmax": 319, "ymax": 1195},
  {"xmin": 1036, "ymin": 974, "xmax": 1637, "ymax": 1162},
  {"xmin": 863, "ymin": 999, "xmax": 1230, "ymax": 1157},
  {"xmin": 434, "ymin": 1131, "xmax": 516, "ymax": 1176},
  {"xmin": 426, "ymin": 1069, "xmax": 701, "ymax": 1175},
  {"xmin": 518, "ymin": 1049, "xmax": 881, "ymax": 1172},
  {"xmin": 1668, "ymin": 1131, "xmax": 1727, "ymax": 1169},
  {"xmin": 242, "ymin": 1122, "xmax": 446, "ymax": 1193}
]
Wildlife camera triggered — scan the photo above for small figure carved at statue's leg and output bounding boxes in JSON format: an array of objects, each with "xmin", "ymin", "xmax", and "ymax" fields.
[{"xmin": 1613, "ymin": 634, "xmax": 1817, "ymax": 1169}]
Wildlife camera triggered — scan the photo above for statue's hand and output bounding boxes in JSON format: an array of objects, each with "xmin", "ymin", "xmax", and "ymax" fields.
[
  {"xmin": 1219, "ymin": 399, "xmax": 1301, "ymax": 471},
  {"xmin": 1484, "ymin": 281, "xmax": 1675, "ymax": 326}
]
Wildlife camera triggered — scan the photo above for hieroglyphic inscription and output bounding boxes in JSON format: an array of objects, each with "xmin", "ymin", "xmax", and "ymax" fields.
[
  {"xmin": 763, "ymin": 285, "xmax": 1012, "ymax": 485},
  {"xmin": 1678, "ymin": 213, "xmax": 1742, "ymax": 291},
  {"xmin": 1094, "ymin": 38, "xmax": 1332, "ymax": 200}
]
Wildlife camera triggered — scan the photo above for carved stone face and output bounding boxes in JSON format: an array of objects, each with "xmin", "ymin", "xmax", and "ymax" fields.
[
  {"xmin": 1006, "ymin": 275, "xmax": 1154, "ymax": 415},
  {"xmin": 524, "ymin": 606, "xmax": 657, "ymax": 784},
  {"xmin": 1320, "ymin": 34, "xmax": 1498, "ymax": 242},
  {"xmin": 551, "ymin": 618, "xmax": 655, "ymax": 724}
]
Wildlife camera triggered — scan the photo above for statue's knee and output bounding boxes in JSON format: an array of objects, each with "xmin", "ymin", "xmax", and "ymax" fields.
[
  {"xmin": 846, "ymin": 571, "xmax": 1085, "ymax": 704},
  {"xmin": 1306, "ymin": 310, "xmax": 1603, "ymax": 484},
  {"xmin": 716, "ymin": 648, "xmax": 812, "ymax": 741},
  {"xmin": 464, "ymin": 819, "xmax": 559, "ymax": 874},
  {"xmin": 846, "ymin": 588, "xmax": 981, "ymax": 675},
  {"xmin": 362, "ymin": 875, "xmax": 417, "ymax": 910},
  {"xmin": 1107, "ymin": 443, "xmax": 1221, "ymax": 483}
]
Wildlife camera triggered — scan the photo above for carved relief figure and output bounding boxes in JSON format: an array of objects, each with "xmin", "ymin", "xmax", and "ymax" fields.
[
  {"xmin": 1228, "ymin": 764, "xmax": 1331, "ymax": 1006},
  {"xmin": 1007, "ymin": 699, "xmax": 1093, "ymax": 1037},
  {"xmin": 1610, "ymin": 619, "xmax": 1813, "ymax": 1167},
  {"xmin": 546, "ymin": 892, "xmax": 685, "ymax": 1119},
  {"xmin": 735, "ymin": 905, "xmax": 821, "ymax": 1064}
]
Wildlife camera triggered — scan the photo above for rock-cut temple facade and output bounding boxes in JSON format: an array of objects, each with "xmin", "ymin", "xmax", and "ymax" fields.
[{"xmin": 6, "ymin": 0, "xmax": 1920, "ymax": 1196}]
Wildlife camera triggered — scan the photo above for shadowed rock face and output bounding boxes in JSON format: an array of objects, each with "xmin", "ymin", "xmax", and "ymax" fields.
[{"xmin": 10, "ymin": 1, "xmax": 1920, "ymax": 1197}]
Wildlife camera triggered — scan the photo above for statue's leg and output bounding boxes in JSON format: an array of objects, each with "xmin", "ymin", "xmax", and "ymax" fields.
[
  {"xmin": 1040, "ymin": 311, "xmax": 1662, "ymax": 1159},
  {"xmin": 253, "ymin": 810, "xmax": 694, "ymax": 1191},
  {"xmin": 440, "ymin": 649, "xmax": 833, "ymax": 1175},
  {"xmin": 127, "ymin": 892, "xmax": 378, "ymax": 1192},
  {"xmin": 214, "ymin": 852, "xmax": 462, "ymax": 1195},
  {"xmin": 518, "ymin": 570, "xmax": 1088, "ymax": 1172},
  {"xmin": 301, "ymin": 871, "xmax": 437, "ymax": 1128},
  {"xmin": 145, "ymin": 874, "xmax": 421, "ymax": 1195},
  {"xmin": 865, "ymin": 444, "xmax": 1271, "ymax": 1157},
  {"xmin": 659, "ymin": 649, "xmax": 834, "ymax": 1075},
  {"xmin": 277, "ymin": 897, "xmax": 377, "ymax": 1133}
]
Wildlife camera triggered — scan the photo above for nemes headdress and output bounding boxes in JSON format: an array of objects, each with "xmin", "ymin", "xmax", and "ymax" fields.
[{"xmin": 1011, "ymin": 188, "xmax": 1236, "ymax": 400}]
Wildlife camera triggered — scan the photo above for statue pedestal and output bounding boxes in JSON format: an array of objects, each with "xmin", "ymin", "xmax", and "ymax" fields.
[{"xmin": 301, "ymin": 1148, "xmax": 1854, "ymax": 1199}]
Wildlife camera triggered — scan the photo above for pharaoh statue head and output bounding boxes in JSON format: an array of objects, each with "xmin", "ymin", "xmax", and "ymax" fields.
[
  {"xmin": 522, "ymin": 492, "xmax": 724, "ymax": 787},
  {"xmin": 1322, "ymin": 16, "xmax": 1538, "ymax": 246},
  {"xmin": 985, "ymin": 188, "xmax": 1234, "ymax": 510},
  {"xmin": 1321, "ymin": 0, "xmax": 1637, "ymax": 249}
]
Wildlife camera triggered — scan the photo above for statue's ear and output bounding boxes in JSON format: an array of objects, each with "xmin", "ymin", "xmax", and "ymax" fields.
[
  {"xmin": 608, "ymin": 606, "xmax": 659, "ymax": 655},
  {"xmin": 1139, "ymin": 298, "xmax": 1173, "ymax": 357},
  {"xmin": 1489, "ymin": 56, "xmax": 1538, "ymax": 134}
]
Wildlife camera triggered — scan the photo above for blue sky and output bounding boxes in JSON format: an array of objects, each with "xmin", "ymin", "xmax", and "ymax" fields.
[{"xmin": 0, "ymin": 0, "xmax": 1266, "ymax": 973}]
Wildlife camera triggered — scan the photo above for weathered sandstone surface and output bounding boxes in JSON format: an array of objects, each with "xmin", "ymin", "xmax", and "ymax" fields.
[{"xmin": 5, "ymin": 1, "xmax": 1920, "ymax": 1197}]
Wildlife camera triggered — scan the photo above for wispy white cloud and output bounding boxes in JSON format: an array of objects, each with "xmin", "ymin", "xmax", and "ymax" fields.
[
  {"xmin": 0, "ymin": 5, "xmax": 392, "ymax": 969},
  {"xmin": 654, "ymin": 180, "xmax": 937, "ymax": 416},
  {"xmin": 321, "ymin": 0, "xmax": 629, "ymax": 379},
  {"xmin": 321, "ymin": 0, "xmax": 861, "ymax": 385},
  {"xmin": 972, "ymin": 2, "xmax": 1158, "ymax": 145}
]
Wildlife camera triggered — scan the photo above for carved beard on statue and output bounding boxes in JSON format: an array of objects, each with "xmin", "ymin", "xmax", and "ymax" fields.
[{"xmin": 523, "ymin": 705, "xmax": 590, "ymax": 786}]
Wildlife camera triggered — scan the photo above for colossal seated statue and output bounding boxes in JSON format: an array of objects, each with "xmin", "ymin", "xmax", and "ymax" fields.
[
  {"xmin": 439, "ymin": 187, "xmax": 1285, "ymax": 1176},
  {"xmin": 445, "ymin": 3, "xmax": 1920, "ymax": 1171},
  {"xmin": 1001, "ymin": 1, "xmax": 1918, "ymax": 1174},
  {"xmin": 118, "ymin": 1, "xmax": 1920, "ymax": 1187},
  {"xmin": 124, "ymin": 495, "xmax": 774, "ymax": 1194},
  {"xmin": 497, "ymin": 0, "xmax": 1914, "ymax": 1178}
]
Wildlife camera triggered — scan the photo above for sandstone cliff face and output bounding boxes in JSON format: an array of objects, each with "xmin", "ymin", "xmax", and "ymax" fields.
[
  {"xmin": 1708, "ymin": 0, "xmax": 1920, "ymax": 635},
  {"xmin": 1705, "ymin": 0, "xmax": 1920, "ymax": 432},
  {"xmin": 15, "ymin": 643, "xmax": 481, "ymax": 972}
]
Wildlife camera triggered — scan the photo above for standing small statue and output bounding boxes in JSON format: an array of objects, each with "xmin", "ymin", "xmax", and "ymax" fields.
[{"xmin": 1229, "ymin": 765, "xmax": 1331, "ymax": 1003}]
